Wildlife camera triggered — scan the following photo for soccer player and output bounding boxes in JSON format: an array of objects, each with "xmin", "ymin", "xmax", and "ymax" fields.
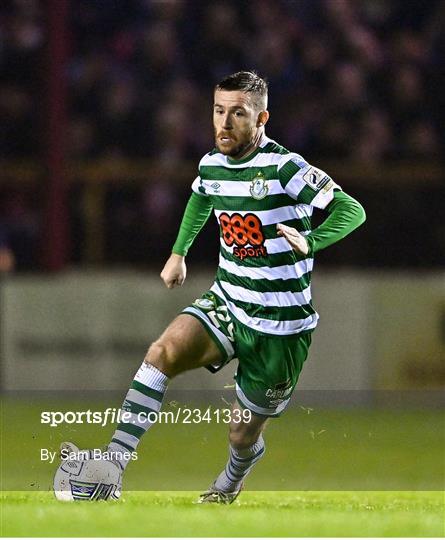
[{"xmin": 66, "ymin": 71, "xmax": 366, "ymax": 503}]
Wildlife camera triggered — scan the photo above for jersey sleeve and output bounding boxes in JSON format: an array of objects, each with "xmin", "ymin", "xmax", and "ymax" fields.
[
  {"xmin": 191, "ymin": 175, "xmax": 209, "ymax": 197},
  {"xmin": 171, "ymin": 192, "xmax": 213, "ymax": 256},
  {"xmin": 305, "ymin": 190, "xmax": 366, "ymax": 254},
  {"xmin": 277, "ymin": 153, "xmax": 340, "ymax": 209}
]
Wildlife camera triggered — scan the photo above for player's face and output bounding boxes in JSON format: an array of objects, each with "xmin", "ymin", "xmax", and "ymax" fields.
[{"xmin": 213, "ymin": 90, "xmax": 263, "ymax": 159}]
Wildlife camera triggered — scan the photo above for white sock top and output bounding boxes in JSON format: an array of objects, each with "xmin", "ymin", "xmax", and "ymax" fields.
[{"xmin": 134, "ymin": 362, "xmax": 168, "ymax": 392}]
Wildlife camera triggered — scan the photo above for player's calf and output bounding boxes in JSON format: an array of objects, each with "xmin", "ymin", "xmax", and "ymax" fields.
[
  {"xmin": 228, "ymin": 401, "xmax": 268, "ymax": 449},
  {"xmin": 229, "ymin": 418, "xmax": 266, "ymax": 449}
]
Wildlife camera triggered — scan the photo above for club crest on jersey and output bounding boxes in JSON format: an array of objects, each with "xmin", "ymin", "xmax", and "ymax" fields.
[{"xmin": 249, "ymin": 173, "xmax": 269, "ymax": 200}]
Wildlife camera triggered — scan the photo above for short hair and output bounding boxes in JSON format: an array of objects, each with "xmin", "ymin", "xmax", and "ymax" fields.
[{"xmin": 215, "ymin": 71, "xmax": 268, "ymax": 110}]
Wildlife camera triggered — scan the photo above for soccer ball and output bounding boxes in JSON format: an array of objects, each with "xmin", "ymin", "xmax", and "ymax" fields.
[{"xmin": 54, "ymin": 443, "xmax": 121, "ymax": 501}]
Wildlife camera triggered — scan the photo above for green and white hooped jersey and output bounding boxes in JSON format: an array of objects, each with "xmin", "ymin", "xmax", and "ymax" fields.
[{"xmin": 191, "ymin": 136, "xmax": 340, "ymax": 336}]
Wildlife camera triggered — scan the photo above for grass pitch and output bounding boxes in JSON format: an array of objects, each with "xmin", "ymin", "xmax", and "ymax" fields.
[
  {"xmin": 1, "ymin": 397, "xmax": 444, "ymax": 536},
  {"xmin": 1, "ymin": 490, "xmax": 444, "ymax": 537}
]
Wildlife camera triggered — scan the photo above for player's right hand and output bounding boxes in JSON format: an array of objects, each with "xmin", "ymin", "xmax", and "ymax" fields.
[
  {"xmin": 276, "ymin": 223, "xmax": 309, "ymax": 256},
  {"xmin": 160, "ymin": 253, "xmax": 187, "ymax": 289}
]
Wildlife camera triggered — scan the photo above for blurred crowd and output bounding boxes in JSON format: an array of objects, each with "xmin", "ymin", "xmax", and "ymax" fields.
[
  {"xmin": 1, "ymin": 0, "xmax": 443, "ymax": 162},
  {"xmin": 0, "ymin": 0, "xmax": 444, "ymax": 270}
]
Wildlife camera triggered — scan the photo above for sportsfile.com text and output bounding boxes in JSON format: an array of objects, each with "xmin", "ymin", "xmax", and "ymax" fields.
[{"xmin": 40, "ymin": 407, "xmax": 252, "ymax": 427}]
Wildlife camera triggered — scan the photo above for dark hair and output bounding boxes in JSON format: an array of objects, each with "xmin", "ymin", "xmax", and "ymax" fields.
[{"xmin": 215, "ymin": 71, "xmax": 268, "ymax": 109}]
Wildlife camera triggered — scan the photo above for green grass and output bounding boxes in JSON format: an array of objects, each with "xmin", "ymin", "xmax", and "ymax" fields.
[
  {"xmin": 1, "ymin": 490, "xmax": 444, "ymax": 537},
  {"xmin": 1, "ymin": 398, "xmax": 444, "ymax": 536}
]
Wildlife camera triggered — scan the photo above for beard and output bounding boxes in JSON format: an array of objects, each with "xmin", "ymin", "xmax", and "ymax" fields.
[
  {"xmin": 215, "ymin": 128, "xmax": 256, "ymax": 158},
  {"xmin": 216, "ymin": 139, "xmax": 253, "ymax": 158}
]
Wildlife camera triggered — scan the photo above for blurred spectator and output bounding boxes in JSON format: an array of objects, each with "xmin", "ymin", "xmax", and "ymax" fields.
[
  {"xmin": 0, "ymin": 228, "xmax": 15, "ymax": 273},
  {"xmin": 353, "ymin": 109, "xmax": 393, "ymax": 164},
  {"xmin": 0, "ymin": 187, "xmax": 40, "ymax": 271},
  {"xmin": 0, "ymin": 83, "xmax": 37, "ymax": 157},
  {"xmin": 97, "ymin": 78, "xmax": 145, "ymax": 157}
]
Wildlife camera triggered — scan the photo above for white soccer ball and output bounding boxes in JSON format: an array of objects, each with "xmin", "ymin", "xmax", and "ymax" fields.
[{"xmin": 54, "ymin": 454, "xmax": 121, "ymax": 501}]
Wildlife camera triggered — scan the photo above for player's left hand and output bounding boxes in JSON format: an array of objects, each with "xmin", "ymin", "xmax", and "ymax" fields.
[{"xmin": 276, "ymin": 223, "xmax": 309, "ymax": 256}]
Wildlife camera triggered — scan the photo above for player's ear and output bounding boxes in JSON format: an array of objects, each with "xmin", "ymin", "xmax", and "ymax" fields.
[{"xmin": 257, "ymin": 110, "xmax": 269, "ymax": 127}]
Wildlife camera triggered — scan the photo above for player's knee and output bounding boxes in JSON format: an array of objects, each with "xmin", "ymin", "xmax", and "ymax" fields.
[{"xmin": 144, "ymin": 339, "xmax": 180, "ymax": 378}]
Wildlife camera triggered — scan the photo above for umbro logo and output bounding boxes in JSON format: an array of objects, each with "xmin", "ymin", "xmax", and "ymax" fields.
[
  {"xmin": 210, "ymin": 182, "xmax": 221, "ymax": 192},
  {"xmin": 122, "ymin": 400, "xmax": 132, "ymax": 411}
]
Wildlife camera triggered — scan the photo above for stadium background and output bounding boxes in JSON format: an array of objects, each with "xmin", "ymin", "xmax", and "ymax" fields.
[{"xmin": 0, "ymin": 0, "xmax": 444, "ymax": 536}]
